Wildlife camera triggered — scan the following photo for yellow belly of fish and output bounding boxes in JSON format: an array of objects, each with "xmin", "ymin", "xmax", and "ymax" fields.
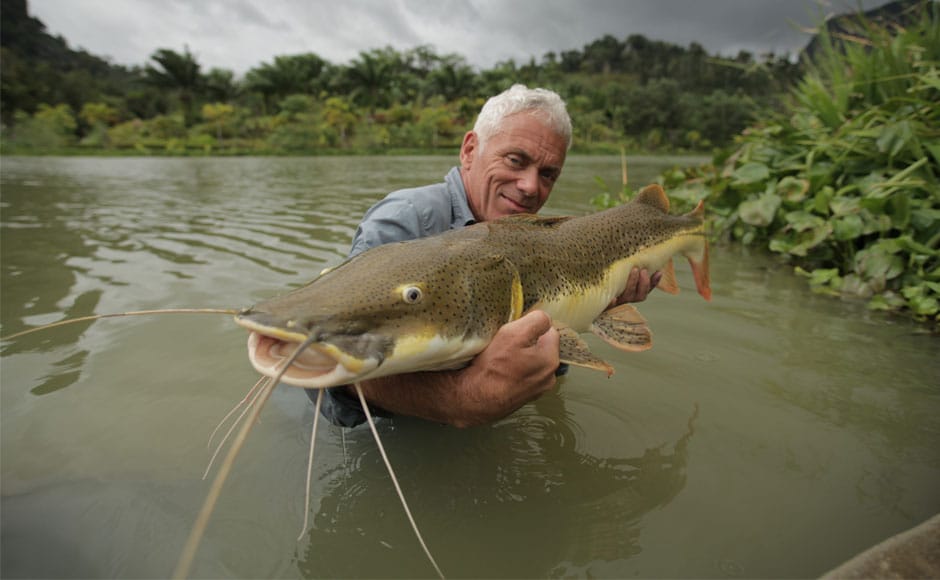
[
  {"xmin": 362, "ymin": 333, "xmax": 490, "ymax": 379},
  {"xmin": 536, "ymin": 238, "xmax": 693, "ymax": 331},
  {"xmin": 537, "ymin": 263, "xmax": 632, "ymax": 331}
]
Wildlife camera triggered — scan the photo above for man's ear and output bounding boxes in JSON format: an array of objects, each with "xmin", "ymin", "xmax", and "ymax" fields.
[{"xmin": 459, "ymin": 131, "xmax": 478, "ymax": 169}]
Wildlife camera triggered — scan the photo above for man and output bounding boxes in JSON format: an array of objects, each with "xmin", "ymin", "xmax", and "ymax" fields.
[{"xmin": 313, "ymin": 84, "xmax": 659, "ymax": 428}]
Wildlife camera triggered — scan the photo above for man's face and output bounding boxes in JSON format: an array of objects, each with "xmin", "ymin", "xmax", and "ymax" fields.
[{"xmin": 459, "ymin": 112, "xmax": 567, "ymax": 222}]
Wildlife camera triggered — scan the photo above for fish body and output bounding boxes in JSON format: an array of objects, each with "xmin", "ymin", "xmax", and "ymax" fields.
[{"xmin": 235, "ymin": 184, "xmax": 710, "ymax": 387}]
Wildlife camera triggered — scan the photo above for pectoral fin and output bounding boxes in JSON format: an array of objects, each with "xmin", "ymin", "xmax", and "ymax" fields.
[
  {"xmin": 557, "ymin": 326, "xmax": 614, "ymax": 376},
  {"xmin": 590, "ymin": 304, "xmax": 652, "ymax": 352}
]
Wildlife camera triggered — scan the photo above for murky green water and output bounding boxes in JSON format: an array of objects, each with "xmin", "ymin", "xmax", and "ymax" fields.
[{"xmin": 1, "ymin": 155, "xmax": 937, "ymax": 579}]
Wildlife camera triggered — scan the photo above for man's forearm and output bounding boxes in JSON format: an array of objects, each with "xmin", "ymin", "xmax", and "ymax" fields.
[{"xmin": 348, "ymin": 370, "xmax": 485, "ymax": 428}]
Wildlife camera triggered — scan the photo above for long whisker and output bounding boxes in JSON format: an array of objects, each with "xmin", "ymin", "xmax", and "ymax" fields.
[
  {"xmin": 173, "ymin": 332, "xmax": 320, "ymax": 580},
  {"xmin": 207, "ymin": 376, "xmax": 266, "ymax": 452},
  {"xmin": 202, "ymin": 380, "xmax": 268, "ymax": 480},
  {"xmin": 1, "ymin": 308, "xmax": 239, "ymax": 341},
  {"xmin": 297, "ymin": 388, "xmax": 323, "ymax": 542},
  {"xmin": 354, "ymin": 383, "xmax": 445, "ymax": 580}
]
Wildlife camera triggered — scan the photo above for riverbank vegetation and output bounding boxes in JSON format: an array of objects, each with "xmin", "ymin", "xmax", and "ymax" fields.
[
  {"xmin": 0, "ymin": 0, "xmax": 801, "ymax": 155},
  {"xmin": 601, "ymin": 1, "xmax": 938, "ymax": 324}
]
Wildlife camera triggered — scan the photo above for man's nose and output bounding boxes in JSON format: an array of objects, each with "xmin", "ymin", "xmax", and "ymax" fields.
[{"xmin": 517, "ymin": 166, "xmax": 540, "ymax": 195}]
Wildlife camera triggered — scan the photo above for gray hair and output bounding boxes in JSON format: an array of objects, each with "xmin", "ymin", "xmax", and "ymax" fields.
[{"xmin": 473, "ymin": 84, "xmax": 572, "ymax": 151}]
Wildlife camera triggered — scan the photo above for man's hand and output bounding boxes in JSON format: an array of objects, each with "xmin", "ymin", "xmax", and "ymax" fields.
[
  {"xmin": 352, "ymin": 310, "xmax": 560, "ymax": 428},
  {"xmin": 614, "ymin": 267, "xmax": 662, "ymax": 305},
  {"xmin": 455, "ymin": 310, "xmax": 560, "ymax": 425}
]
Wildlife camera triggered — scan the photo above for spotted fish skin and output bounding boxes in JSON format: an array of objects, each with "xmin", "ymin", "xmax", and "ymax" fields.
[{"xmin": 235, "ymin": 184, "xmax": 710, "ymax": 388}]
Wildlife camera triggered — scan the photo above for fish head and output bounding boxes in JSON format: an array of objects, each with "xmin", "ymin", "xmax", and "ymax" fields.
[{"xmin": 235, "ymin": 230, "xmax": 523, "ymax": 388}]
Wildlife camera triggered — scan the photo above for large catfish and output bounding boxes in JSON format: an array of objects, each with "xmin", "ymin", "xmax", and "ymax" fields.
[{"xmin": 235, "ymin": 183, "xmax": 711, "ymax": 385}]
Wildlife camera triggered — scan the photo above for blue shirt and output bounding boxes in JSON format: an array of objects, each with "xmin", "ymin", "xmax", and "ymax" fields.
[{"xmin": 314, "ymin": 167, "xmax": 476, "ymax": 427}]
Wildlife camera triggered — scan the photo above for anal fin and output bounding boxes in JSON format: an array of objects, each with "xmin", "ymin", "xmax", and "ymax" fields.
[
  {"xmin": 591, "ymin": 304, "xmax": 652, "ymax": 352},
  {"xmin": 656, "ymin": 258, "xmax": 679, "ymax": 295},
  {"xmin": 557, "ymin": 326, "xmax": 614, "ymax": 376}
]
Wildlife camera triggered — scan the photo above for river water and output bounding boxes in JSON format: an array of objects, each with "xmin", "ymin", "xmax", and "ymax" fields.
[{"xmin": 1, "ymin": 155, "xmax": 937, "ymax": 579}]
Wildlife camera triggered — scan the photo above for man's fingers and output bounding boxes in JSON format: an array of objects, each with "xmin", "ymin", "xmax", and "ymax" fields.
[
  {"xmin": 514, "ymin": 310, "xmax": 553, "ymax": 342},
  {"xmin": 650, "ymin": 270, "xmax": 662, "ymax": 289},
  {"xmin": 626, "ymin": 267, "xmax": 639, "ymax": 290}
]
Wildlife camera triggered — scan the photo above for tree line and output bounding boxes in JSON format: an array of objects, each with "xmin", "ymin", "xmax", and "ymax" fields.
[{"xmin": 1, "ymin": 0, "xmax": 805, "ymax": 154}]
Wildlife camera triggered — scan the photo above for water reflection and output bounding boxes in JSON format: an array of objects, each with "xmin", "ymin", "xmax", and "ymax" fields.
[{"xmin": 297, "ymin": 394, "xmax": 697, "ymax": 578}]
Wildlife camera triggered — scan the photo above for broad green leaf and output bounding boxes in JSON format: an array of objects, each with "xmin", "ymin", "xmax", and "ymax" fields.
[
  {"xmin": 784, "ymin": 210, "xmax": 825, "ymax": 231},
  {"xmin": 738, "ymin": 192, "xmax": 781, "ymax": 226},
  {"xmin": 832, "ymin": 214, "xmax": 864, "ymax": 240},
  {"xmin": 889, "ymin": 193, "xmax": 911, "ymax": 229},
  {"xmin": 911, "ymin": 207, "xmax": 940, "ymax": 232},
  {"xmin": 829, "ymin": 197, "xmax": 861, "ymax": 216},
  {"xmin": 857, "ymin": 171, "xmax": 891, "ymax": 199},
  {"xmin": 806, "ymin": 161, "xmax": 834, "ymax": 190},
  {"xmin": 812, "ymin": 186, "xmax": 834, "ymax": 214},
  {"xmin": 776, "ymin": 176, "xmax": 810, "ymax": 202},
  {"xmin": 868, "ymin": 292, "xmax": 907, "ymax": 311},
  {"xmin": 769, "ymin": 237, "xmax": 792, "ymax": 254},
  {"xmin": 856, "ymin": 245, "xmax": 905, "ymax": 280},
  {"xmin": 731, "ymin": 162, "xmax": 771, "ymax": 188},
  {"xmin": 788, "ymin": 223, "xmax": 832, "ymax": 256}
]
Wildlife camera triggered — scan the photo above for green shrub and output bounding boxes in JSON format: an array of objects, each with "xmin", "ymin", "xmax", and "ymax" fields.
[{"xmin": 622, "ymin": 2, "xmax": 939, "ymax": 323}]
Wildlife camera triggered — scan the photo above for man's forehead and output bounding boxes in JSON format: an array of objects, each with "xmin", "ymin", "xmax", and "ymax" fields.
[{"xmin": 489, "ymin": 122, "xmax": 566, "ymax": 162}]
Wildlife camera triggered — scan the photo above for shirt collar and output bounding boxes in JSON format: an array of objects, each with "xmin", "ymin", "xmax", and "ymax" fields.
[{"xmin": 445, "ymin": 166, "xmax": 476, "ymax": 227}]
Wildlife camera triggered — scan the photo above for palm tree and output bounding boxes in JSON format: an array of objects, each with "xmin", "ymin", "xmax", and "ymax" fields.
[
  {"xmin": 342, "ymin": 48, "xmax": 402, "ymax": 114},
  {"xmin": 427, "ymin": 56, "xmax": 478, "ymax": 101},
  {"xmin": 244, "ymin": 53, "xmax": 329, "ymax": 113},
  {"xmin": 204, "ymin": 67, "xmax": 239, "ymax": 103},
  {"xmin": 144, "ymin": 47, "xmax": 202, "ymax": 126}
]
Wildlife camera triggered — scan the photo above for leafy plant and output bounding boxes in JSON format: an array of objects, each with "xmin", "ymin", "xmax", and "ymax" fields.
[{"xmin": 646, "ymin": 2, "xmax": 939, "ymax": 323}]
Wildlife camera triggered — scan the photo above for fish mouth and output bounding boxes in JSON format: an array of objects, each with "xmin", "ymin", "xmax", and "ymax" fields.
[
  {"xmin": 237, "ymin": 316, "xmax": 379, "ymax": 389},
  {"xmin": 245, "ymin": 332, "xmax": 353, "ymax": 388}
]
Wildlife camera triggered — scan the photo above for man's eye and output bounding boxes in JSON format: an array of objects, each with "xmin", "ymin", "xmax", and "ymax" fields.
[
  {"xmin": 540, "ymin": 170, "xmax": 559, "ymax": 183},
  {"xmin": 506, "ymin": 155, "xmax": 523, "ymax": 167}
]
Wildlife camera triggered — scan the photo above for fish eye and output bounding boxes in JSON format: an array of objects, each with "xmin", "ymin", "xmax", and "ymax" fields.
[{"xmin": 402, "ymin": 286, "xmax": 423, "ymax": 304}]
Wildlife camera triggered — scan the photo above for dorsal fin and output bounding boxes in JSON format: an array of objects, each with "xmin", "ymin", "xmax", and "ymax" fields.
[
  {"xmin": 495, "ymin": 214, "xmax": 572, "ymax": 227},
  {"xmin": 634, "ymin": 184, "xmax": 670, "ymax": 213}
]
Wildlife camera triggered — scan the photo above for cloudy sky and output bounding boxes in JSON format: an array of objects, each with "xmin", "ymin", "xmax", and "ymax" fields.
[{"xmin": 29, "ymin": 0, "xmax": 895, "ymax": 75}]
